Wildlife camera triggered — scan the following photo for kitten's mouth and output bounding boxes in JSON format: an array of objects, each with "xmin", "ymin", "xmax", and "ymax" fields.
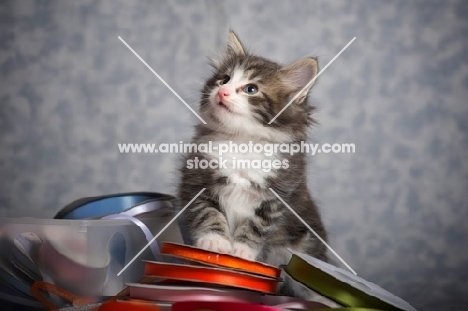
[{"xmin": 218, "ymin": 101, "xmax": 232, "ymax": 113}]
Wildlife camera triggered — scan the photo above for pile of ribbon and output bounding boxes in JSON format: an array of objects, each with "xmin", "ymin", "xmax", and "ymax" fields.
[
  {"xmin": 29, "ymin": 241, "xmax": 418, "ymax": 311},
  {"xmin": 29, "ymin": 242, "xmax": 334, "ymax": 311},
  {"xmin": 1, "ymin": 192, "xmax": 419, "ymax": 311},
  {"xmin": 98, "ymin": 242, "xmax": 335, "ymax": 311}
]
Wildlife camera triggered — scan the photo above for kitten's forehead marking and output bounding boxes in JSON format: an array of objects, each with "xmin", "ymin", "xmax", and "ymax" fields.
[
  {"xmin": 230, "ymin": 67, "xmax": 261, "ymax": 88},
  {"xmin": 230, "ymin": 67, "xmax": 249, "ymax": 88}
]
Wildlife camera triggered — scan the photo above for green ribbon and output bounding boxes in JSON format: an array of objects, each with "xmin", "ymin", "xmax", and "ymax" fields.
[{"xmin": 285, "ymin": 254, "xmax": 403, "ymax": 311}]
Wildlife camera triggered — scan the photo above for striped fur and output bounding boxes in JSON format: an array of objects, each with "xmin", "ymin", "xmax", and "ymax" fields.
[{"xmin": 178, "ymin": 31, "xmax": 327, "ymax": 298}]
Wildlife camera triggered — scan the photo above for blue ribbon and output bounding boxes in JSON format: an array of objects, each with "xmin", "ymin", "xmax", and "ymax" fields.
[{"xmin": 54, "ymin": 192, "xmax": 174, "ymax": 219}]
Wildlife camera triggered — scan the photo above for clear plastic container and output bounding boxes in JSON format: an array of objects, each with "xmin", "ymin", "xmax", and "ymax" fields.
[{"xmin": 0, "ymin": 209, "xmax": 183, "ymax": 307}]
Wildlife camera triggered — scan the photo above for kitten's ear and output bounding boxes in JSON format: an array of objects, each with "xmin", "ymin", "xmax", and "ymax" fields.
[
  {"xmin": 210, "ymin": 31, "xmax": 246, "ymax": 70},
  {"xmin": 280, "ymin": 58, "xmax": 318, "ymax": 104},
  {"xmin": 226, "ymin": 30, "xmax": 246, "ymax": 56}
]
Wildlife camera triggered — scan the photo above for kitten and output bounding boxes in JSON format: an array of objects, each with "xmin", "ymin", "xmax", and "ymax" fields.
[{"xmin": 178, "ymin": 31, "xmax": 327, "ymax": 297}]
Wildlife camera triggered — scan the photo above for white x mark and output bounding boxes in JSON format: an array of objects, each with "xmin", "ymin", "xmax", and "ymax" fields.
[
  {"xmin": 269, "ymin": 37, "xmax": 356, "ymax": 124},
  {"xmin": 269, "ymin": 188, "xmax": 357, "ymax": 275},
  {"xmin": 118, "ymin": 36, "xmax": 207, "ymax": 124}
]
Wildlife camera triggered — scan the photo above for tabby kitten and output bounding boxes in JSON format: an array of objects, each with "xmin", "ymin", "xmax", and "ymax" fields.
[{"xmin": 178, "ymin": 31, "xmax": 327, "ymax": 297}]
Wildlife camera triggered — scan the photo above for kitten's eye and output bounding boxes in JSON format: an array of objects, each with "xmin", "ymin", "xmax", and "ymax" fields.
[
  {"xmin": 243, "ymin": 84, "xmax": 258, "ymax": 95},
  {"xmin": 221, "ymin": 75, "xmax": 230, "ymax": 85}
]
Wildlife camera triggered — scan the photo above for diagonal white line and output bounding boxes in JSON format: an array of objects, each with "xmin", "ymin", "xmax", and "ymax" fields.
[
  {"xmin": 117, "ymin": 188, "xmax": 206, "ymax": 276},
  {"xmin": 269, "ymin": 188, "xmax": 357, "ymax": 275},
  {"xmin": 268, "ymin": 37, "xmax": 356, "ymax": 124},
  {"xmin": 118, "ymin": 36, "xmax": 207, "ymax": 124}
]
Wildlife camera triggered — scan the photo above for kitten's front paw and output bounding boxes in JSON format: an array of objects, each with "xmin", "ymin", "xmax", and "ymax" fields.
[
  {"xmin": 232, "ymin": 242, "xmax": 259, "ymax": 261},
  {"xmin": 195, "ymin": 234, "xmax": 232, "ymax": 254}
]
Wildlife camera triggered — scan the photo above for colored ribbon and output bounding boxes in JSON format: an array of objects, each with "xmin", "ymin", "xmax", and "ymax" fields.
[
  {"xmin": 161, "ymin": 242, "xmax": 281, "ymax": 278},
  {"xmin": 54, "ymin": 192, "xmax": 174, "ymax": 220},
  {"xmin": 171, "ymin": 302, "xmax": 389, "ymax": 311},
  {"xmin": 285, "ymin": 254, "xmax": 401, "ymax": 311},
  {"xmin": 144, "ymin": 261, "xmax": 279, "ymax": 294},
  {"xmin": 30, "ymin": 281, "xmax": 93, "ymax": 311},
  {"xmin": 99, "ymin": 299, "xmax": 160, "ymax": 311},
  {"xmin": 101, "ymin": 207, "xmax": 163, "ymax": 261},
  {"xmin": 128, "ymin": 282, "xmax": 261, "ymax": 303},
  {"xmin": 28, "ymin": 193, "xmax": 178, "ymax": 310},
  {"xmin": 171, "ymin": 301, "xmax": 283, "ymax": 311},
  {"xmin": 54, "ymin": 193, "xmax": 177, "ymax": 263},
  {"xmin": 313, "ymin": 309, "xmax": 386, "ymax": 311},
  {"xmin": 30, "ymin": 279, "xmax": 388, "ymax": 311},
  {"xmin": 127, "ymin": 283, "xmax": 331, "ymax": 309}
]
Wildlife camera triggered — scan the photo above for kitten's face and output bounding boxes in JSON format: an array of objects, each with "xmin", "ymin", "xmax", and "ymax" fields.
[
  {"xmin": 202, "ymin": 57, "xmax": 283, "ymax": 133},
  {"xmin": 199, "ymin": 32, "xmax": 318, "ymax": 141}
]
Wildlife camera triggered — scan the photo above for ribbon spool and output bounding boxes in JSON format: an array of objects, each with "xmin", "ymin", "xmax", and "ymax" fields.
[
  {"xmin": 171, "ymin": 301, "xmax": 283, "ymax": 311},
  {"xmin": 144, "ymin": 261, "xmax": 279, "ymax": 294},
  {"xmin": 285, "ymin": 251, "xmax": 417, "ymax": 311},
  {"xmin": 53, "ymin": 193, "xmax": 178, "ymax": 263},
  {"xmin": 100, "ymin": 299, "xmax": 160, "ymax": 311},
  {"xmin": 127, "ymin": 283, "xmax": 331, "ymax": 310},
  {"xmin": 54, "ymin": 192, "xmax": 174, "ymax": 219},
  {"xmin": 161, "ymin": 242, "xmax": 281, "ymax": 279},
  {"xmin": 128, "ymin": 283, "xmax": 262, "ymax": 304}
]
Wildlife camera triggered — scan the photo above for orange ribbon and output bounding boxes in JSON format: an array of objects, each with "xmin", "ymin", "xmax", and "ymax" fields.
[
  {"xmin": 161, "ymin": 242, "xmax": 281, "ymax": 278},
  {"xmin": 100, "ymin": 299, "xmax": 160, "ymax": 311},
  {"xmin": 30, "ymin": 281, "xmax": 95, "ymax": 311},
  {"xmin": 144, "ymin": 261, "xmax": 279, "ymax": 294}
]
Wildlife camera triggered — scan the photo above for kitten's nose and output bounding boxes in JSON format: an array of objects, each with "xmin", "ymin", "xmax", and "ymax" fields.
[{"xmin": 218, "ymin": 87, "xmax": 230, "ymax": 100}]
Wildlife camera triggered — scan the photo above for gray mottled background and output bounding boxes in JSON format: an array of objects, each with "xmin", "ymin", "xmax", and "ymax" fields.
[{"xmin": 1, "ymin": 0, "xmax": 467, "ymax": 310}]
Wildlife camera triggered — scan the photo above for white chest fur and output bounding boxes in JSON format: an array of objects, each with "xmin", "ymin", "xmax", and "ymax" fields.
[
  {"xmin": 205, "ymin": 140, "xmax": 278, "ymax": 231},
  {"xmin": 209, "ymin": 140, "xmax": 277, "ymax": 183}
]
